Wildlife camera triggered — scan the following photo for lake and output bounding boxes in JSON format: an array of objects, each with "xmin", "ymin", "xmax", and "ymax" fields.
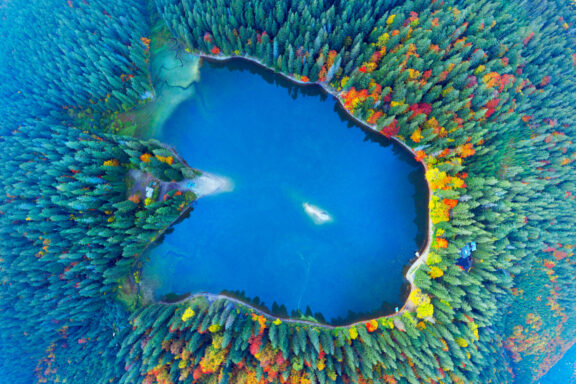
[{"xmin": 141, "ymin": 58, "xmax": 428, "ymax": 324}]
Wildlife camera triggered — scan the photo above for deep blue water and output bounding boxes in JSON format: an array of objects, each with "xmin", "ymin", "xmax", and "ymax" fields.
[
  {"xmin": 142, "ymin": 58, "xmax": 427, "ymax": 323},
  {"xmin": 540, "ymin": 343, "xmax": 576, "ymax": 383}
]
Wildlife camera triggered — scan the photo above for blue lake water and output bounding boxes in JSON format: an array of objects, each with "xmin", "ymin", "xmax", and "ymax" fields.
[
  {"xmin": 540, "ymin": 343, "xmax": 576, "ymax": 384},
  {"xmin": 142, "ymin": 58, "xmax": 428, "ymax": 324}
]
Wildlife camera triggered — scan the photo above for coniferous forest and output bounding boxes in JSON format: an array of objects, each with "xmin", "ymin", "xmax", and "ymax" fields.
[{"xmin": 1, "ymin": 0, "xmax": 576, "ymax": 383}]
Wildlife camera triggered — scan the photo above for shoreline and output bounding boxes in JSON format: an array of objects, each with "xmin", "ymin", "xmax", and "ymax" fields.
[
  {"xmin": 148, "ymin": 52, "xmax": 435, "ymax": 327},
  {"xmin": 129, "ymin": 144, "xmax": 232, "ymax": 305}
]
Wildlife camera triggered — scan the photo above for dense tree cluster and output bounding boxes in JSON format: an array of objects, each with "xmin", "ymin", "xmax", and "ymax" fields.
[
  {"xmin": 0, "ymin": 117, "xmax": 193, "ymax": 383},
  {"xmin": 0, "ymin": 0, "xmax": 575, "ymax": 383},
  {"xmin": 0, "ymin": 1, "xmax": 193, "ymax": 383},
  {"xmin": 0, "ymin": 0, "xmax": 153, "ymax": 133}
]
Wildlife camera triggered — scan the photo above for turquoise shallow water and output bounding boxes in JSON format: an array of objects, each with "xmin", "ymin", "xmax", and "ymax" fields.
[{"xmin": 142, "ymin": 58, "xmax": 428, "ymax": 323}]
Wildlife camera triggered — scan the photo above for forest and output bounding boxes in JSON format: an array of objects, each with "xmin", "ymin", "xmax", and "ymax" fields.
[{"xmin": 0, "ymin": 0, "xmax": 575, "ymax": 383}]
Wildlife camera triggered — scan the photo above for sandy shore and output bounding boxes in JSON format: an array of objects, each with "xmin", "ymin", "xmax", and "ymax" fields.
[{"xmin": 188, "ymin": 172, "xmax": 234, "ymax": 197}]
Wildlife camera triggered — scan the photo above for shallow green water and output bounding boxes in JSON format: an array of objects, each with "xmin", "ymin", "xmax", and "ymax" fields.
[{"xmin": 142, "ymin": 58, "xmax": 428, "ymax": 324}]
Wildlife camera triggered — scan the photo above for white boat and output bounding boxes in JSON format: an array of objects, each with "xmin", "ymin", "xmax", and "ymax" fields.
[{"xmin": 303, "ymin": 202, "xmax": 333, "ymax": 224}]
